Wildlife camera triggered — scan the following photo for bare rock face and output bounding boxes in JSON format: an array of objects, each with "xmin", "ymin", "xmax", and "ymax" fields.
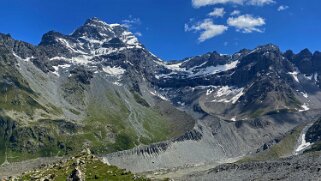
[{"xmin": 68, "ymin": 167, "xmax": 83, "ymax": 181}]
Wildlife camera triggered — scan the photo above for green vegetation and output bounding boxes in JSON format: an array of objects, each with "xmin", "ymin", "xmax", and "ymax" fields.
[
  {"xmin": 0, "ymin": 66, "xmax": 192, "ymax": 165},
  {"xmin": 286, "ymin": 93, "xmax": 302, "ymax": 108},
  {"xmin": 114, "ymin": 133, "xmax": 136, "ymax": 151},
  {"xmin": 68, "ymin": 108, "xmax": 81, "ymax": 115},
  {"xmin": 265, "ymin": 109, "xmax": 295, "ymax": 116},
  {"xmin": 140, "ymin": 108, "xmax": 171, "ymax": 144},
  {"xmin": 238, "ymin": 125, "xmax": 304, "ymax": 163},
  {"xmin": 0, "ymin": 69, "xmax": 50, "ymax": 117},
  {"xmin": 20, "ymin": 150, "xmax": 150, "ymax": 181},
  {"xmin": 0, "ymin": 56, "xmax": 63, "ymax": 121},
  {"xmin": 83, "ymin": 89, "xmax": 182, "ymax": 152},
  {"xmin": 0, "ymin": 88, "xmax": 178, "ymax": 164},
  {"xmin": 0, "ymin": 87, "xmax": 44, "ymax": 115},
  {"xmin": 0, "ymin": 40, "xmax": 193, "ymax": 169},
  {"xmin": 131, "ymin": 91, "xmax": 150, "ymax": 107},
  {"xmin": 249, "ymin": 108, "xmax": 266, "ymax": 118},
  {"xmin": 84, "ymin": 90, "xmax": 136, "ymax": 152},
  {"xmin": 0, "ymin": 118, "xmax": 64, "ymax": 164}
]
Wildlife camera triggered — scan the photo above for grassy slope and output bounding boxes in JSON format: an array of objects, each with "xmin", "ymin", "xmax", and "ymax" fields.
[
  {"xmin": 238, "ymin": 125, "xmax": 304, "ymax": 163},
  {"xmin": 0, "ymin": 51, "xmax": 194, "ymax": 165},
  {"xmin": 0, "ymin": 49, "xmax": 68, "ymax": 164},
  {"xmin": 0, "ymin": 86, "xmax": 191, "ymax": 165},
  {"xmin": 0, "ymin": 66, "xmax": 60, "ymax": 163},
  {"xmin": 19, "ymin": 151, "xmax": 150, "ymax": 181},
  {"xmin": 83, "ymin": 89, "xmax": 176, "ymax": 153}
]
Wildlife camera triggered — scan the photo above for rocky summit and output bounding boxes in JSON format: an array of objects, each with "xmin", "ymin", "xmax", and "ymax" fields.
[{"xmin": 1, "ymin": 18, "xmax": 321, "ymax": 180}]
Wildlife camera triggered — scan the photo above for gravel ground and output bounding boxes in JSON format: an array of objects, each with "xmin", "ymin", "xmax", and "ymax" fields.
[
  {"xmin": 0, "ymin": 156, "xmax": 63, "ymax": 178},
  {"xmin": 182, "ymin": 152, "xmax": 321, "ymax": 181}
]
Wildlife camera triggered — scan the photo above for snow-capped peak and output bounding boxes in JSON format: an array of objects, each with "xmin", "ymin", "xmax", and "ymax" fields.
[
  {"xmin": 39, "ymin": 18, "xmax": 145, "ymax": 78},
  {"xmin": 69, "ymin": 17, "xmax": 142, "ymax": 49},
  {"xmin": 85, "ymin": 17, "xmax": 110, "ymax": 27},
  {"xmin": 40, "ymin": 17, "xmax": 144, "ymax": 60}
]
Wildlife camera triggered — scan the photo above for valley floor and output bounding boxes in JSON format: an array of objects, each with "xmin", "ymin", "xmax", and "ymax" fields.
[
  {"xmin": 143, "ymin": 157, "xmax": 243, "ymax": 180},
  {"xmin": 1, "ymin": 151, "xmax": 321, "ymax": 180},
  {"xmin": 0, "ymin": 156, "xmax": 63, "ymax": 178},
  {"xmin": 180, "ymin": 151, "xmax": 321, "ymax": 181}
]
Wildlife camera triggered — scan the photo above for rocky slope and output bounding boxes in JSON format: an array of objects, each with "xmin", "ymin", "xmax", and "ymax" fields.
[
  {"xmin": 0, "ymin": 17, "xmax": 195, "ymax": 165},
  {"xmin": 1, "ymin": 17, "xmax": 321, "ymax": 179},
  {"xmin": 103, "ymin": 44, "xmax": 321, "ymax": 173},
  {"xmin": 182, "ymin": 151, "xmax": 321, "ymax": 181}
]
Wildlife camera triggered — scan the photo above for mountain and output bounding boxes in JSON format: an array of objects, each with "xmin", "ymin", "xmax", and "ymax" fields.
[
  {"xmin": 0, "ymin": 17, "xmax": 195, "ymax": 165},
  {"xmin": 1, "ymin": 17, "xmax": 321, "ymax": 179},
  {"xmin": 105, "ymin": 43, "xmax": 321, "ymax": 175}
]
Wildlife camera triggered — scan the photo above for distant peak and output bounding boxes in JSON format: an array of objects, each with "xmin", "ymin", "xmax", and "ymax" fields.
[
  {"xmin": 283, "ymin": 50, "xmax": 295, "ymax": 60},
  {"xmin": 294, "ymin": 48, "xmax": 313, "ymax": 60},
  {"xmin": 39, "ymin": 17, "xmax": 142, "ymax": 50},
  {"xmin": 299, "ymin": 48, "xmax": 312, "ymax": 55},
  {"xmin": 313, "ymin": 51, "xmax": 321, "ymax": 56},
  {"xmin": 39, "ymin": 31, "xmax": 65, "ymax": 46},
  {"xmin": 211, "ymin": 51, "xmax": 220, "ymax": 55},
  {"xmin": 248, "ymin": 44, "xmax": 281, "ymax": 55},
  {"xmin": 90, "ymin": 17, "xmax": 100, "ymax": 21},
  {"xmin": 0, "ymin": 33, "xmax": 11, "ymax": 38},
  {"xmin": 257, "ymin": 44, "xmax": 280, "ymax": 51},
  {"xmin": 87, "ymin": 17, "xmax": 104, "ymax": 22},
  {"xmin": 84, "ymin": 17, "xmax": 109, "ymax": 27}
]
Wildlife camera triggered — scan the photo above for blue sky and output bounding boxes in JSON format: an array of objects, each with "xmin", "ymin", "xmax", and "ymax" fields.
[{"xmin": 0, "ymin": 0, "xmax": 320, "ymax": 60}]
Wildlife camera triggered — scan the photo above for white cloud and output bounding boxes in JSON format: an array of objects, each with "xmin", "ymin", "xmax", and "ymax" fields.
[
  {"xmin": 278, "ymin": 5, "xmax": 289, "ymax": 11},
  {"xmin": 134, "ymin": 32, "xmax": 142, "ymax": 37},
  {"xmin": 227, "ymin": 14, "xmax": 265, "ymax": 33},
  {"xmin": 192, "ymin": 0, "xmax": 243, "ymax": 7},
  {"xmin": 231, "ymin": 10, "xmax": 241, "ymax": 16},
  {"xmin": 246, "ymin": 0, "xmax": 275, "ymax": 6},
  {"xmin": 122, "ymin": 16, "xmax": 142, "ymax": 36},
  {"xmin": 192, "ymin": 0, "xmax": 274, "ymax": 7},
  {"xmin": 209, "ymin": 8, "xmax": 226, "ymax": 17},
  {"xmin": 185, "ymin": 19, "xmax": 228, "ymax": 42},
  {"xmin": 122, "ymin": 15, "xmax": 141, "ymax": 28}
]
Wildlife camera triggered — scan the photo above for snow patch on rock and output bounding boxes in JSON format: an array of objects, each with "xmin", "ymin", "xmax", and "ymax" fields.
[
  {"xmin": 191, "ymin": 60, "xmax": 239, "ymax": 77},
  {"xmin": 299, "ymin": 103, "xmax": 310, "ymax": 112},
  {"xmin": 210, "ymin": 86, "xmax": 244, "ymax": 104},
  {"xmin": 288, "ymin": 71, "xmax": 299, "ymax": 83},
  {"xmin": 314, "ymin": 73, "xmax": 319, "ymax": 82},
  {"xmin": 295, "ymin": 133, "xmax": 311, "ymax": 153},
  {"xmin": 103, "ymin": 66, "xmax": 126, "ymax": 77},
  {"xmin": 304, "ymin": 74, "xmax": 313, "ymax": 80},
  {"xmin": 52, "ymin": 64, "xmax": 71, "ymax": 77},
  {"xmin": 157, "ymin": 60, "xmax": 239, "ymax": 79},
  {"xmin": 300, "ymin": 92, "xmax": 309, "ymax": 98},
  {"xmin": 149, "ymin": 90, "xmax": 168, "ymax": 101},
  {"xmin": 12, "ymin": 52, "xmax": 33, "ymax": 62}
]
